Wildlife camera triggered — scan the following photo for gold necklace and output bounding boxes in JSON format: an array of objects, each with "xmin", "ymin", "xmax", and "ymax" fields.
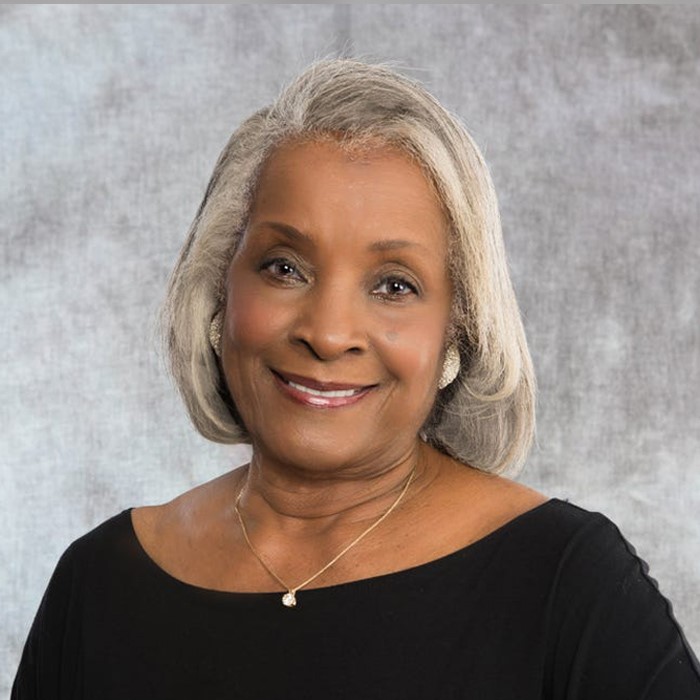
[{"xmin": 234, "ymin": 466, "xmax": 417, "ymax": 608}]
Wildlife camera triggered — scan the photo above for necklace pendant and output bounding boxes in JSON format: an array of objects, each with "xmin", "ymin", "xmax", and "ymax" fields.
[{"xmin": 282, "ymin": 591, "xmax": 297, "ymax": 608}]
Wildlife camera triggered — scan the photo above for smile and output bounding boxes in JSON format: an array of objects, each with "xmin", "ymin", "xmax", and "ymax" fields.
[
  {"xmin": 271, "ymin": 370, "xmax": 376, "ymax": 408},
  {"xmin": 287, "ymin": 381, "xmax": 362, "ymax": 398}
]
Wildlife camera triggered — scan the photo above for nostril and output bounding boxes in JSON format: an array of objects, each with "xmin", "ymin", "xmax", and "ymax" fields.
[
  {"xmin": 298, "ymin": 338, "xmax": 324, "ymax": 361},
  {"xmin": 292, "ymin": 334, "xmax": 365, "ymax": 361}
]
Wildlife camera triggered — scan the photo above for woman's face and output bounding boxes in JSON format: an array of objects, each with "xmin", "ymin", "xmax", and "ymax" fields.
[{"xmin": 222, "ymin": 139, "xmax": 452, "ymax": 475}]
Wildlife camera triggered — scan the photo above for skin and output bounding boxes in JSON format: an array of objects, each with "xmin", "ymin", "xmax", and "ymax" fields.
[{"xmin": 132, "ymin": 140, "xmax": 546, "ymax": 593}]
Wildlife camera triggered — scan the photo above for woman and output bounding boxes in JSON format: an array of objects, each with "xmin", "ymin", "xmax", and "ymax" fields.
[{"xmin": 13, "ymin": 59, "xmax": 700, "ymax": 698}]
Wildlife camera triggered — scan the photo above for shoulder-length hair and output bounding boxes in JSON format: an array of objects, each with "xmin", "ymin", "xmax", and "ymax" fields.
[{"xmin": 162, "ymin": 58, "xmax": 535, "ymax": 475}]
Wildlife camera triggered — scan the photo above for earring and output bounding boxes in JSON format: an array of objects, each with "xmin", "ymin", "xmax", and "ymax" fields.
[
  {"xmin": 209, "ymin": 309, "xmax": 224, "ymax": 358},
  {"xmin": 438, "ymin": 344, "xmax": 460, "ymax": 390}
]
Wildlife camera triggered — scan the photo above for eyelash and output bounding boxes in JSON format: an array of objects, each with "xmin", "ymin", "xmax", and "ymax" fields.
[
  {"xmin": 259, "ymin": 257, "xmax": 420, "ymax": 300},
  {"xmin": 260, "ymin": 257, "xmax": 305, "ymax": 283},
  {"xmin": 373, "ymin": 276, "xmax": 419, "ymax": 300}
]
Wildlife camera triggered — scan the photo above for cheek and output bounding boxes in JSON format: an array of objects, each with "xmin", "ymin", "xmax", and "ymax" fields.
[
  {"xmin": 224, "ymin": 278, "xmax": 288, "ymax": 354},
  {"xmin": 378, "ymin": 312, "xmax": 448, "ymax": 388},
  {"xmin": 221, "ymin": 276, "xmax": 292, "ymax": 421}
]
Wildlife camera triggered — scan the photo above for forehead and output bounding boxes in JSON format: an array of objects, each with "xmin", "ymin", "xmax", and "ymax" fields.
[{"xmin": 247, "ymin": 139, "xmax": 448, "ymax": 251}]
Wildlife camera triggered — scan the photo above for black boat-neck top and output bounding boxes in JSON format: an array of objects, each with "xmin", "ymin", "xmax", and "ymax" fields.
[{"xmin": 12, "ymin": 498, "xmax": 700, "ymax": 699}]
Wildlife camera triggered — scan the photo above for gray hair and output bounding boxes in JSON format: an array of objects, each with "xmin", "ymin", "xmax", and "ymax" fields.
[{"xmin": 162, "ymin": 58, "xmax": 535, "ymax": 475}]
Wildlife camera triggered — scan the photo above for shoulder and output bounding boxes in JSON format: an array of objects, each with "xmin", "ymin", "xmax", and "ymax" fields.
[
  {"xmin": 41, "ymin": 510, "xmax": 141, "ymax": 600},
  {"xmin": 76, "ymin": 508, "xmax": 136, "ymax": 545},
  {"xmin": 59, "ymin": 509, "xmax": 135, "ymax": 571},
  {"xmin": 534, "ymin": 501, "xmax": 700, "ymax": 697},
  {"xmin": 505, "ymin": 497, "xmax": 617, "ymax": 547},
  {"xmin": 130, "ymin": 467, "xmax": 246, "ymax": 567},
  {"xmin": 538, "ymin": 501, "xmax": 688, "ymax": 639},
  {"xmin": 534, "ymin": 499, "xmax": 656, "ymax": 587},
  {"xmin": 492, "ymin": 496, "xmax": 657, "ymax": 589},
  {"xmin": 416, "ymin": 448, "xmax": 548, "ymax": 551},
  {"xmin": 434, "ymin": 452, "xmax": 631, "ymax": 560},
  {"xmin": 11, "ymin": 509, "xmax": 141, "ymax": 697}
]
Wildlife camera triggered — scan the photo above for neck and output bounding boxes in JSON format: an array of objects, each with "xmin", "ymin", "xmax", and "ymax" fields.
[{"xmin": 236, "ymin": 439, "xmax": 435, "ymax": 536}]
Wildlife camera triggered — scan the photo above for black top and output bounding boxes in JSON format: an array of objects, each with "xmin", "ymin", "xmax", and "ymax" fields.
[{"xmin": 12, "ymin": 499, "xmax": 700, "ymax": 699}]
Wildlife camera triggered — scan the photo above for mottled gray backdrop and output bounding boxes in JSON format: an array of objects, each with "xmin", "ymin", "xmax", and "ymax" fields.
[{"xmin": 2, "ymin": 5, "xmax": 699, "ymax": 692}]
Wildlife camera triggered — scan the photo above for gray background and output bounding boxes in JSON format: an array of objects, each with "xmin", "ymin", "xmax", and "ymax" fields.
[{"xmin": 2, "ymin": 5, "xmax": 699, "ymax": 692}]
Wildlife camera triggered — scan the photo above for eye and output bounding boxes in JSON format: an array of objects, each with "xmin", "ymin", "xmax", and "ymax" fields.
[
  {"xmin": 373, "ymin": 275, "xmax": 419, "ymax": 300},
  {"xmin": 260, "ymin": 257, "xmax": 306, "ymax": 284}
]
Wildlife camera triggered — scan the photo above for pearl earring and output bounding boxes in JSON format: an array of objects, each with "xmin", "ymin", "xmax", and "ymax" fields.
[{"xmin": 438, "ymin": 345, "xmax": 460, "ymax": 389}]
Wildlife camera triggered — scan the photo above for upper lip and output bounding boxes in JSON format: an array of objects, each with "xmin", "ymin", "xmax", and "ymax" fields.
[{"xmin": 272, "ymin": 369, "xmax": 376, "ymax": 392}]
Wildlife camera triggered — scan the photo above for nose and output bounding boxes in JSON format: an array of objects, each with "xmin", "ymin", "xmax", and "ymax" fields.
[{"xmin": 290, "ymin": 282, "xmax": 368, "ymax": 361}]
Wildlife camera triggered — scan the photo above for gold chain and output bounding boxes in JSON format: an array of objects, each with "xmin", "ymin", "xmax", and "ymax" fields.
[{"xmin": 234, "ymin": 466, "xmax": 417, "ymax": 608}]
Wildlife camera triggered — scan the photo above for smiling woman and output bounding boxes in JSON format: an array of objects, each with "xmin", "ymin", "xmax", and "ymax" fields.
[
  {"xmin": 12, "ymin": 59, "xmax": 700, "ymax": 699},
  {"xmin": 220, "ymin": 140, "xmax": 453, "ymax": 475},
  {"xmin": 165, "ymin": 63, "xmax": 536, "ymax": 477}
]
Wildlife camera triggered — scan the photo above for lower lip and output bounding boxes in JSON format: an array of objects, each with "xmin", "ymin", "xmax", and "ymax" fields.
[{"xmin": 272, "ymin": 373, "xmax": 374, "ymax": 409}]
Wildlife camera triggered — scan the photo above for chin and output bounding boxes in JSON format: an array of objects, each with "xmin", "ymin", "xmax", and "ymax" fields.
[{"xmin": 253, "ymin": 425, "xmax": 418, "ymax": 479}]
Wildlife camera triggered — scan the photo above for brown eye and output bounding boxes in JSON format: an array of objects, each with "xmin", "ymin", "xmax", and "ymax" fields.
[
  {"xmin": 374, "ymin": 275, "xmax": 419, "ymax": 299},
  {"xmin": 260, "ymin": 257, "xmax": 306, "ymax": 283}
]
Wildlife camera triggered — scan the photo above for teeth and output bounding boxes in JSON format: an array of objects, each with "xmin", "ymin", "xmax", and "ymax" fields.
[{"xmin": 287, "ymin": 380, "xmax": 361, "ymax": 398}]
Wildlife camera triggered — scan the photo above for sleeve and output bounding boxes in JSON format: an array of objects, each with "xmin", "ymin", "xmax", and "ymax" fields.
[
  {"xmin": 545, "ymin": 513, "xmax": 700, "ymax": 700},
  {"xmin": 11, "ymin": 544, "xmax": 83, "ymax": 700}
]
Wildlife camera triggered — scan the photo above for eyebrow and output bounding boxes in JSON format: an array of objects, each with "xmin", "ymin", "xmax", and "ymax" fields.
[
  {"xmin": 257, "ymin": 221, "xmax": 430, "ymax": 254},
  {"xmin": 368, "ymin": 239, "xmax": 424, "ymax": 252},
  {"xmin": 259, "ymin": 221, "xmax": 313, "ymax": 244}
]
